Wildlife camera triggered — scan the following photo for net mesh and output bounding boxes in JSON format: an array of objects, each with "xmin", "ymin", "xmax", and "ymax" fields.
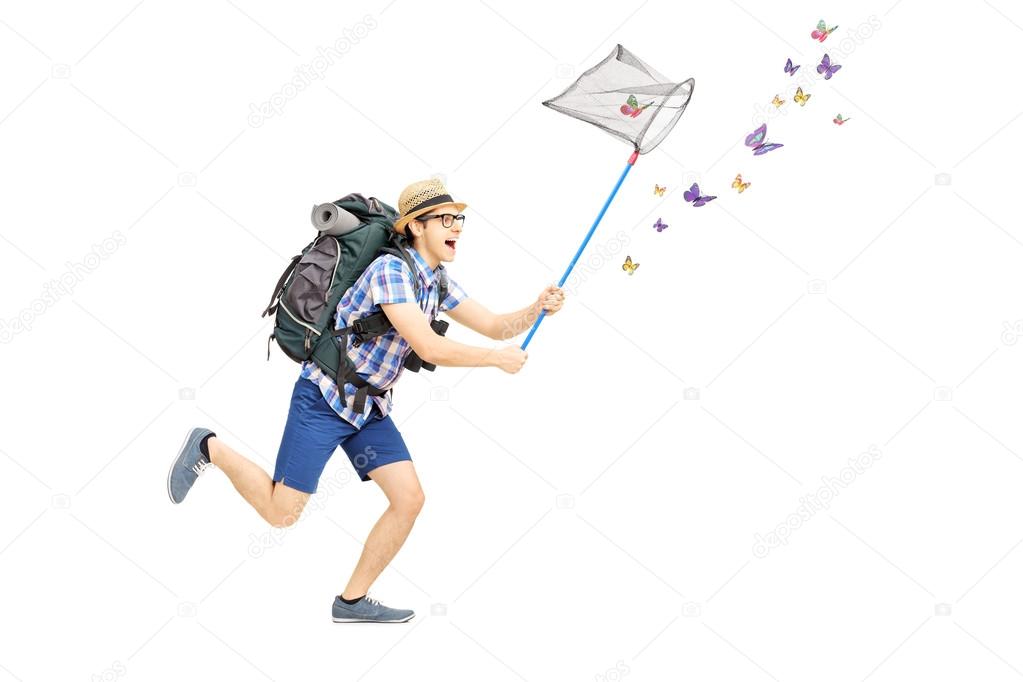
[{"xmin": 543, "ymin": 44, "xmax": 694, "ymax": 154}]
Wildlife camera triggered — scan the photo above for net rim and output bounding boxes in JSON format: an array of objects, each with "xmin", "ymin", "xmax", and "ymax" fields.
[
  {"xmin": 540, "ymin": 44, "xmax": 695, "ymax": 155},
  {"xmin": 635, "ymin": 77, "xmax": 695, "ymax": 154}
]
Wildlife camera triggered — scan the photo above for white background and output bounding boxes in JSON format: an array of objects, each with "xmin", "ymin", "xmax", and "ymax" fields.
[{"xmin": 1, "ymin": 0, "xmax": 1022, "ymax": 680}]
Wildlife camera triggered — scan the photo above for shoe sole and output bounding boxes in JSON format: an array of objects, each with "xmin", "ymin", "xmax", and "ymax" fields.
[
  {"xmin": 332, "ymin": 614, "xmax": 415, "ymax": 623},
  {"xmin": 167, "ymin": 427, "xmax": 199, "ymax": 504}
]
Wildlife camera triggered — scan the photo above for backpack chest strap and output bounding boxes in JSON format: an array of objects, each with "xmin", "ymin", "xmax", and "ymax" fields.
[
  {"xmin": 331, "ymin": 326, "xmax": 392, "ymax": 414},
  {"xmin": 346, "ymin": 311, "xmax": 392, "ymax": 345},
  {"xmin": 329, "ymin": 262, "xmax": 450, "ymax": 410}
]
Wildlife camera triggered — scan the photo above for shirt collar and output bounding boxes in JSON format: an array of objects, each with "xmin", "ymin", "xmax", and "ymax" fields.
[{"xmin": 403, "ymin": 246, "xmax": 441, "ymax": 289}]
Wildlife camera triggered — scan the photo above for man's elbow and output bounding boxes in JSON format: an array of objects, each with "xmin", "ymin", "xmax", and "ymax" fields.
[
  {"xmin": 486, "ymin": 314, "xmax": 510, "ymax": 341},
  {"xmin": 416, "ymin": 337, "xmax": 442, "ymax": 365}
]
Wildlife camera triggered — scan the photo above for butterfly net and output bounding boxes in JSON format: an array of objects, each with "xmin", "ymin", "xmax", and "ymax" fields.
[{"xmin": 543, "ymin": 44, "xmax": 694, "ymax": 154}]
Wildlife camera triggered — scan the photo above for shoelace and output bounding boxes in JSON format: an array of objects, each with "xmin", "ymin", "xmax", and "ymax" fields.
[
  {"xmin": 192, "ymin": 458, "xmax": 214, "ymax": 476},
  {"xmin": 364, "ymin": 594, "xmax": 381, "ymax": 607}
]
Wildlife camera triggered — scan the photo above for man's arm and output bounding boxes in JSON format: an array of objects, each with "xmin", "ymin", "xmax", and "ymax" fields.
[
  {"xmin": 380, "ymin": 301, "xmax": 501, "ymax": 368},
  {"xmin": 367, "ymin": 257, "xmax": 523, "ymax": 372},
  {"xmin": 446, "ymin": 285, "xmax": 564, "ymax": 341},
  {"xmin": 444, "ymin": 298, "xmax": 540, "ymax": 341}
]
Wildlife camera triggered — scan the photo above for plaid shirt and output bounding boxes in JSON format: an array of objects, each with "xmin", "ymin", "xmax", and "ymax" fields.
[{"xmin": 300, "ymin": 245, "xmax": 468, "ymax": 428}]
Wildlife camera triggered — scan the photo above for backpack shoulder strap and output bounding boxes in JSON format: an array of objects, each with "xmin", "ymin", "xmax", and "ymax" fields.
[
  {"xmin": 435, "ymin": 265, "xmax": 449, "ymax": 316},
  {"xmin": 376, "ymin": 236, "xmax": 423, "ymax": 298},
  {"xmin": 336, "ymin": 235, "xmax": 421, "ymax": 347}
]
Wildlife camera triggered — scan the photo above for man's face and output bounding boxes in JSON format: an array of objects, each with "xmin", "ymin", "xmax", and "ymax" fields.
[{"xmin": 408, "ymin": 203, "xmax": 463, "ymax": 264}]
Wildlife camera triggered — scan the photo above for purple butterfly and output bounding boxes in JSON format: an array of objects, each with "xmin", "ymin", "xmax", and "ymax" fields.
[
  {"xmin": 653, "ymin": 217, "xmax": 669, "ymax": 232},
  {"xmin": 784, "ymin": 57, "xmax": 800, "ymax": 76},
  {"xmin": 745, "ymin": 123, "xmax": 784, "ymax": 156},
  {"xmin": 817, "ymin": 53, "xmax": 842, "ymax": 80},
  {"xmin": 683, "ymin": 183, "xmax": 717, "ymax": 207}
]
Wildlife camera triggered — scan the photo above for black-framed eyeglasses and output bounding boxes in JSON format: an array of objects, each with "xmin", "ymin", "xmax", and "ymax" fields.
[{"xmin": 417, "ymin": 213, "xmax": 465, "ymax": 229}]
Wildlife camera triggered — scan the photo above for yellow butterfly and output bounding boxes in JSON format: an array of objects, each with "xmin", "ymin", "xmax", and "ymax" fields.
[
  {"xmin": 622, "ymin": 255, "xmax": 640, "ymax": 275},
  {"xmin": 732, "ymin": 173, "xmax": 751, "ymax": 193},
  {"xmin": 793, "ymin": 87, "xmax": 811, "ymax": 107},
  {"xmin": 653, "ymin": 184, "xmax": 666, "ymax": 196},
  {"xmin": 771, "ymin": 94, "xmax": 785, "ymax": 108}
]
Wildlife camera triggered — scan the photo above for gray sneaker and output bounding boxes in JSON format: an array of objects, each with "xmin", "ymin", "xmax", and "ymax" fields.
[
  {"xmin": 167, "ymin": 427, "xmax": 216, "ymax": 504},
  {"xmin": 332, "ymin": 593, "xmax": 415, "ymax": 623}
]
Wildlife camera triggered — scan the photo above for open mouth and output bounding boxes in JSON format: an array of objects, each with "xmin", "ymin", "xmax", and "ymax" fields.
[{"xmin": 444, "ymin": 239, "xmax": 457, "ymax": 253}]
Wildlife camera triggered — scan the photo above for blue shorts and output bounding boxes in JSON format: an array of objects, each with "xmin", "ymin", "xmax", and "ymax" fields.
[{"xmin": 272, "ymin": 377, "xmax": 412, "ymax": 493}]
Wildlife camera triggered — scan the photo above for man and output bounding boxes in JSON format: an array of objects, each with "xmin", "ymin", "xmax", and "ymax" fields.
[{"xmin": 167, "ymin": 178, "xmax": 565, "ymax": 623}]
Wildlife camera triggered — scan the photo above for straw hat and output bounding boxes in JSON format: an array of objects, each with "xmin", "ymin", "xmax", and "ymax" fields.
[{"xmin": 392, "ymin": 178, "xmax": 468, "ymax": 237}]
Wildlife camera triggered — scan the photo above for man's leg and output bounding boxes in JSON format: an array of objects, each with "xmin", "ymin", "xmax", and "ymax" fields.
[
  {"xmin": 208, "ymin": 437, "xmax": 310, "ymax": 528},
  {"xmin": 341, "ymin": 460, "xmax": 424, "ymax": 599},
  {"xmin": 203, "ymin": 377, "xmax": 349, "ymax": 526}
]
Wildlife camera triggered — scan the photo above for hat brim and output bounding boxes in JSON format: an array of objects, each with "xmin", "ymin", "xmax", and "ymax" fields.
[{"xmin": 394, "ymin": 201, "xmax": 468, "ymax": 236}]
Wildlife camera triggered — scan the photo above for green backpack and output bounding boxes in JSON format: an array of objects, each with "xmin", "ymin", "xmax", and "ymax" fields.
[{"xmin": 261, "ymin": 193, "xmax": 449, "ymax": 412}]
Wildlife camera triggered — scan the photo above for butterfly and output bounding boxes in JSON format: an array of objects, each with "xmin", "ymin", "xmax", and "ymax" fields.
[
  {"xmin": 732, "ymin": 173, "xmax": 751, "ymax": 193},
  {"xmin": 622, "ymin": 255, "xmax": 640, "ymax": 275},
  {"xmin": 620, "ymin": 94, "xmax": 653, "ymax": 118},
  {"xmin": 784, "ymin": 57, "xmax": 801, "ymax": 76},
  {"xmin": 817, "ymin": 53, "xmax": 842, "ymax": 80},
  {"xmin": 745, "ymin": 123, "xmax": 784, "ymax": 155},
  {"xmin": 811, "ymin": 19, "xmax": 838, "ymax": 41},
  {"xmin": 683, "ymin": 183, "xmax": 717, "ymax": 207},
  {"xmin": 833, "ymin": 113, "xmax": 851, "ymax": 125},
  {"xmin": 771, "ymin": 94, "xmax": 785, "ymax": 108},
  {"xmin": 653, "ymin": 217, "xmax": 669, "ymax": 232},
  {"xmin": 653, "ymin": 184, "xmax": 666, "ymax": 196},
  {"xmin": 793, "ymin": 86, "xmax": 811, "ymax": 107}
]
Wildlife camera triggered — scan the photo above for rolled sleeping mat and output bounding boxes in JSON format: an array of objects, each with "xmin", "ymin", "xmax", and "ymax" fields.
[{"xmin": 311, "ymin": 202, "xmax": 361, "ymax": 236}]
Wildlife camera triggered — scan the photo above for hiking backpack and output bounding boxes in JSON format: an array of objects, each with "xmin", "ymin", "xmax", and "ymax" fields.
[{"xmin": 261, "ymin": 193, "xmax": 449, "ymax": 412}]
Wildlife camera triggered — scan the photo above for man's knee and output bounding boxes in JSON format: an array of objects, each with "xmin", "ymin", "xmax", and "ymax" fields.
[
  {"xmin": 266, "ymin": 498, "xmax": 308, "ymax": 528},
  {"xmin": 266, "ymin": 481, "xmax": 309, "ymax": 528},
  {"xmin": 392, "ymin": 487, "xmax": 425, "ymax": 518},
  {"xmin": 267, "ymin": 509, "xmax": 302, "ymax": 528}
]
